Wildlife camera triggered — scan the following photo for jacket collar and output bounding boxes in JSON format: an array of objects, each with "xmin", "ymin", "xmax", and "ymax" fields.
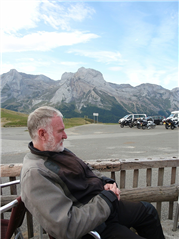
[{"xmin": 28, "ymin": 141, "xmax": 66, "ymax": 157}]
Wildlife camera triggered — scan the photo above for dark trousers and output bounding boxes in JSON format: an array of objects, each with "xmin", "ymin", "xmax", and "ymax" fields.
[{"xmin": 85, "ymin": 201, "xmax": 165, "ymax": 239}]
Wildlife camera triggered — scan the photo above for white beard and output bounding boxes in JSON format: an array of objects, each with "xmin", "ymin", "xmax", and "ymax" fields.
[{"xmin": 44, "ymin": 134, "xmax": 64, "ymax": 152}]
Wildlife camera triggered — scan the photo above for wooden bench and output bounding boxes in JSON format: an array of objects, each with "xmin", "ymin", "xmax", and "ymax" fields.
[{"xmin": 1, "ymin": 157, "xmax": 179, "ymax": 238}]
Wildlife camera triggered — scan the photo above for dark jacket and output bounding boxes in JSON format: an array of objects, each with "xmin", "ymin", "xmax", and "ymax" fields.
[{"xmin": 20, "ymin": 142, "xmax": 117, "ymax": 239}]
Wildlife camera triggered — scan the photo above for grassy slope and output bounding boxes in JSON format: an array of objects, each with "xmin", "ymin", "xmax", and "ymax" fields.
[
  {"xmin": 0, "ymin": 108, "xmax": 93, "ymax": 128},
  {"xmin": 1, "ymin": 108, "xmax": 28, "ymax": 127}
]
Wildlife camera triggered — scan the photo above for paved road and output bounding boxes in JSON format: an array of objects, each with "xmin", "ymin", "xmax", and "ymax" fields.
[{"xmin": 1, "ymin": 124, "xmax": 179, "ymax": 164}]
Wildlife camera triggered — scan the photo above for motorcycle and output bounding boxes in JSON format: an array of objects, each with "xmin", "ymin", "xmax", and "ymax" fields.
[
  {"xmin": 136, "ymin": 119, "xmax": 143, "ymax": 129},
  {"xmin": 163, "ymin": 118, "xmax": 178, "ymax": 130},
  {"xmin": 120, "ymin": 118, "xmax": 133, "ymax": 128},
  {"xmin": 137, "ymin": 117, "xmax": 156, "ymax": 130},
  {"xmin": 130, "ymin": 118, "xmax": 138, "ymax": 128}
]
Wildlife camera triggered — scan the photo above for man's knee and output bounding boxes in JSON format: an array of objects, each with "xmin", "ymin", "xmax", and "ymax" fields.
[
  {"xmin": 141, "ymin": 202, "xmax": 156, "ymax": 214},
  {"xmin": 141, "ymin": 201, "xmax": 160, "ymax": 224}
]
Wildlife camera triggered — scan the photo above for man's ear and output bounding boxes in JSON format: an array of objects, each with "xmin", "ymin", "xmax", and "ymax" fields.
[{"xmin": 38, "ymin": 128, "xmax": 47, "ymax": 141}]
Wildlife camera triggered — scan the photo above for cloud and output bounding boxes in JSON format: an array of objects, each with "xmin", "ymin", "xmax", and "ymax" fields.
[
  {"xmin": 2, "ymin": 31, "xmax": 99, "ymax": 52},
  {"xmin": 1, "ymin": 1, "xmax": 95, "ymax": 33},
  {"xmin": 123, "ymin": 65, "xmax": 178, "ymax": 89},
  {"xmin": 68, "ymin": 49, "xmax": 125, "ymax": 64},
  {"xmin": 1, "ymin": 0, "xmax": 40, "ymax": 34},
  {"xmin": 1, "ymin": 1, "xmax": 97, "ymax": 53},
  {"xmin": 40, "ymin": 2, "xmax": 95, "ymax": 30}
]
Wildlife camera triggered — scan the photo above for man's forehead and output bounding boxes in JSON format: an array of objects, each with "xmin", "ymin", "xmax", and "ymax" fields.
[{"xmin": 52, "ymin": 116, "xmax": 64, "ymax": 127}]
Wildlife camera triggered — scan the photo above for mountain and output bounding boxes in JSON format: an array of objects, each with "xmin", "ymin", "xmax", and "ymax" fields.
[{"xmin": 1, "ymin": 68, "xmax": 179, "ymax": 123}]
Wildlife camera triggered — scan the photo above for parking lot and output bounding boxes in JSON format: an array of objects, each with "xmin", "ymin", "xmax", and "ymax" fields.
[{"xmin": 1, "ymin": 124, "xmax": 179, "ymax": 164}]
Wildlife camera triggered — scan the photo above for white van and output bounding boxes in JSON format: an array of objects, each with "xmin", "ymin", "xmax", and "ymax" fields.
[
  {"xmin": 118, "ymin": 114, "xmax": 147, "ymax": 124},
  {"xmin": 165, "ymin": 111, "xmax": 179, "ymax": 122}
]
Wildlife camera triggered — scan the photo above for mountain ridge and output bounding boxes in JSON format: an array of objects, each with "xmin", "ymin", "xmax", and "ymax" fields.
[{"xmin": 1, "ymin": 67, "xmax": 179, "ymax": 123}]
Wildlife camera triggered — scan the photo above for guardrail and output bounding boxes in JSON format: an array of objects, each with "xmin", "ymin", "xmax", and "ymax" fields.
[{"xmin": 1, "ymin": 157, "xmax": 179, "ymax": 238}]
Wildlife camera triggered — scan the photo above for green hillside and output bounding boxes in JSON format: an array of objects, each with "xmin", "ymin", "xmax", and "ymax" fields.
[
  {"xmin": 1, "ymin": 108, "xmax": 28, "ymax": 127},
  {"xmin": 0, "ymin": 108, "xmax": 94, "ymax": 128}
]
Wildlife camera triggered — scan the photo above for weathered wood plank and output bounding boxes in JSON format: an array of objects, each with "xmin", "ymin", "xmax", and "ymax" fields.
[
  {"xmin": 0, "ymin": 163, "xmax": 22, "ymax": 177},
  {"xmin": 120, "ymin": 185, "xmax": 179, "ymax": 202},
  {"xmin": 119, "ymin": 159, "xmax": 179, "ymax": 170},
  {"xmin": 1, "ymin": 158, "xmax": 179, "ymax": 176},
  {"xmin": 3, "ymin": 187, "xmax": 177, "ymax": 206},
  {"xmin": 87, "ymin": 160, "xmax": 121, "ymax": 172}
]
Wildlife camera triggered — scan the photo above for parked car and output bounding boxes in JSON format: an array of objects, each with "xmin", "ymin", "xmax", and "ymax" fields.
[
  {"xmin": 118, "ymin": 114, "xmax": 147, "ymax": 125},
  {"xmin": 151, "ymin": 116, "xmax": 165, "ymax": 125}
]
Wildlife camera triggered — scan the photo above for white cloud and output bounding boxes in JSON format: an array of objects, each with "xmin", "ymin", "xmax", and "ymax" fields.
[
  {"xmin": 1, "ymin": 0, "xmax": 40, "ymax": 33},
  {"xmin": 68, "ymin": 49, "xmax": 124, "ymax": 64},
  {"xmin": 40, "ymin": 2, "xmax": 94, "ymax": 30},
  {"xmin": 1, "ymin": 1, "xmax": 95, "ymax": 33},
  {"xmin": 125, "ymin": 67, "xmax": 170, "ymax": 87},
  {"xmin": 1, "ymin": 31, "xmax": 99, "ymax": 52},
  {"xmin": 1, "ymin": 1, "xmax": 97, "ymax": 53}
]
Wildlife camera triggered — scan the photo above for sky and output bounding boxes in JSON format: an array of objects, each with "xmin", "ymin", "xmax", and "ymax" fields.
[{"xmin": 0, "ymin": 0, "xmax": 178, "ymax": 90}]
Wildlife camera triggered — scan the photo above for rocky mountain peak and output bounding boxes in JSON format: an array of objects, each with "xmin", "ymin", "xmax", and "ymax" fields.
[
  {"xmin": 1, "ymin": 69, "xmax": 22, "ymax": 90},
  {"xmin": 61, "ymin": 67, "xmax": 107, "ymax": 88},
  {"xmin": 9, "ymin": 69, "xmax": 19, "ymax": 75}
]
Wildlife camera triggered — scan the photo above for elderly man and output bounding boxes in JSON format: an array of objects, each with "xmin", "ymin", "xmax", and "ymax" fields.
[{"xmin": 20, "ymin": 106, "xmax": 165, "ymax": 239}]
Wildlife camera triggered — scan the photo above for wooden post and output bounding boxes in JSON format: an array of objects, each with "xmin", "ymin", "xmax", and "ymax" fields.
[
  {"xmin": 156, "ymin": 168, "xmax": 164, "ymax": 219},
  {"xmin": 111, "ymin": 172, "xmax": 116, "ymax": 181},
  {"xmin": 146, "ymin": 168, "xmax": 152, "ymax": 187},
  {"xmin": 26, "ymin": 210, "xmax": 34, "ymax": 238},
  {"xmin": 169, "ymin": 167, "xmax": 177, "ymax": 219},
  {"xmin": 133, "ymin": 169, "xmax": 139, "ymax": 188},
  {"xmin": 120, "ymin": 170, "xmax": 126, "ymax": 189},
  {"xmin": 9, "ymin": 176, "xmax": 17, "ymax": 195}
]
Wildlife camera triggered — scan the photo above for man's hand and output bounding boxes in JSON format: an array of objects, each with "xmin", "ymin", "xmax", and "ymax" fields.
[{"xmin": 104, "ymin": 183, "xmax": 121, "ymax": 200}]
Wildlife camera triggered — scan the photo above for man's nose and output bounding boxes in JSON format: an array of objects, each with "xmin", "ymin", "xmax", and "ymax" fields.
[{"xmin": 63, "ymin": 131, "xmax": 67, "ymax": 139}]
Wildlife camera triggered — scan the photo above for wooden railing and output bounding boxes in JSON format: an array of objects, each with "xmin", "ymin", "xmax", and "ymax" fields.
[
  {"xmin": 87, "ymin": 157, "xmax": 179, "ymax": 219},
  {"xmin": 1, "ymin": 157, "xmax": 179, "ymax": 238}
]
